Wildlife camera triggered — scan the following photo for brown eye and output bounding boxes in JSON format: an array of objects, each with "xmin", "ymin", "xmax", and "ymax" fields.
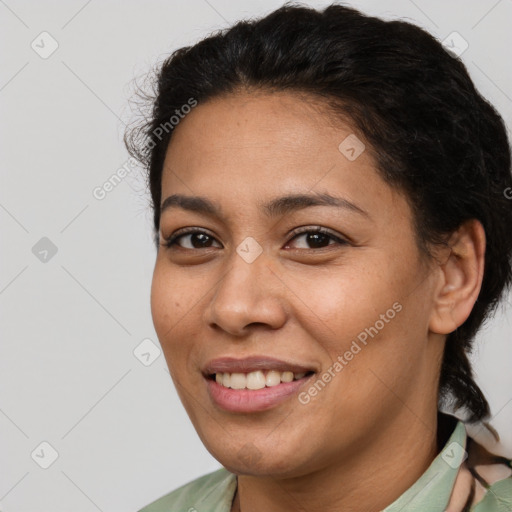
[
  {"xmin": 162, "ymin": 229, "xmax": 222, "ymax": 249},
  {"xmin": 293, "ymin": 232, "xmax": 332, "ymax": 249},
  {"xmin": 285, "ymin": 227, "xmax": 348, "ymax": 250}
]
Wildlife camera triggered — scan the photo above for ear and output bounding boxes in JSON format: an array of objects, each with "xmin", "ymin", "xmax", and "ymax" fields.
[{"xmin": 429, "ymin": 219, "xmax": 486, "ymax": 335}]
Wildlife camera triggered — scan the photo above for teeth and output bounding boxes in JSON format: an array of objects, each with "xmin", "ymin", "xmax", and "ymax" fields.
[
  {"xmin": 246, "ymin": 370, "xmax": 266, "ymax": 390},
  {"xmin": 281, "ymin": 371, "xmax": 294, "ymax": 383},
  {"xmin": 265, "ymin": 370, "xmax": 281, "ymax": 387},
  {"xmin": 215, "ymin": 370, "xmax": 309, "ymax": 389},
  {"xmin": 230, "ymin": 373, "xmax": 246, "ymax": 390}
]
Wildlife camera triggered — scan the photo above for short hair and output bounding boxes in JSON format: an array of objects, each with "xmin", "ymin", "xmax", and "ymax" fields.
[{"xmin": 124, "ymin": 2, "xmax": 512, "ymax": 423}]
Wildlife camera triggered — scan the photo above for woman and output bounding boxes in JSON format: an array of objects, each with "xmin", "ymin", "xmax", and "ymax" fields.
[{"xmin": 125, "ymin": 3, "xmax": 512, "ymax": 511}]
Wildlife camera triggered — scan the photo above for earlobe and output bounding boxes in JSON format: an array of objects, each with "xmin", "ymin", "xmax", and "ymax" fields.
[{"xmin": 429, "ymin": 220, "xmax": 486, "ymax": 335}]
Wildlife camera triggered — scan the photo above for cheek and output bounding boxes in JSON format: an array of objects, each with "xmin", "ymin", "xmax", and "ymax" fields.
[
  {"xmin": 320, "ymin": 291, "xmax": 430, "ymax": 414},
  {"xmin": 150, "ymin": 264, "xmax": 171, "ymax": 337},
  {"xmin": 150, "ymin": 260, "xmax": 195, "ymax": 328},
  {"xmin": 294, "ymin": 262, "xmax": 400, "ymax": 348},
  {"xmin": 298, "ymin": 254, "xmax": 426, "ymax": 383},
  {"xmin": 150, "ymin": 261, "xmax": 215, "ymax": 385},
  {"xmin": 150, "ymin": 263, "xmax": 191, "ymax": 359}
]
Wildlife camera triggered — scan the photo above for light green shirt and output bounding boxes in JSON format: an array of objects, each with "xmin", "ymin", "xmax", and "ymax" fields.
[{"xmin": 139, "ymin": 420, "xmax": 512, "ymax": 511}]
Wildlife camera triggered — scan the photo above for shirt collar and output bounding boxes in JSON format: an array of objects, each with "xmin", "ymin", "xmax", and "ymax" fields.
[{"xmin": 383, "ymin": 419, "xmax": 467, "ymax": 511}]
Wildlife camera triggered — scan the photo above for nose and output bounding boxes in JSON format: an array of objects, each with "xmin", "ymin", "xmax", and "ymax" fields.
[{"xmin": 203, "ymin": 250, "xmax": 288, "ymax": 337}]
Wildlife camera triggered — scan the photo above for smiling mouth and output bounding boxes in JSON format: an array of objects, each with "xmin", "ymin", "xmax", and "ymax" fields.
[{"xmin": 208, "ymin": 370, "xmax": 315, "ymax": 390}]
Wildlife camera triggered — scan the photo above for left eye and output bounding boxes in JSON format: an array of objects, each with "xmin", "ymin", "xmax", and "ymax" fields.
[{"xmin": 285, "ymin": 228, "xmax": 348, "ymax": 250}]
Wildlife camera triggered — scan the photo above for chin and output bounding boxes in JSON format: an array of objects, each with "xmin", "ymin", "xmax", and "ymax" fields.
[{"xmin": 205, "ymin": 438, "xmax": 313, "ymax": 478}]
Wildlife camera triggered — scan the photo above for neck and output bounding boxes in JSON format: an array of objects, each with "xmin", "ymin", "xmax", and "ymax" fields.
[{"xmin": 231, "ymin": 410, "xmax": 449, "ymax": 512}]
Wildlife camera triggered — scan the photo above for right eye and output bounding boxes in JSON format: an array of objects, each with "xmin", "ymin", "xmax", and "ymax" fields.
[{"xmin": 161, "ymin": 229, "xmax": 222, "ymax": 250}]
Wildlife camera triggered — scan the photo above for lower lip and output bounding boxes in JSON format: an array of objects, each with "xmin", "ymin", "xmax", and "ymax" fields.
[{"xmin": 205, "ymin": 375, "xmax": 313, "ymax": 413}]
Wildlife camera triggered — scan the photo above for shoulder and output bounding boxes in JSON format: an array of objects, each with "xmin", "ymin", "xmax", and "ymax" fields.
[
  {"xmin": 138, "ymin": 467, "xmax": 237, "ymax": 512},
  {"xmin": 464, "ymin": 428, "xmax": 512, "ymax": 511},
  {"xmin": 469, "ymin": 461, "xmax": 512, "ymax": 511}
]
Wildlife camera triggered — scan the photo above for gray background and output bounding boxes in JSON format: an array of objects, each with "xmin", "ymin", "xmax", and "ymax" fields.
[{"xmin": 1, "ymin": 1, "xmax": 511, "ymax": 511}]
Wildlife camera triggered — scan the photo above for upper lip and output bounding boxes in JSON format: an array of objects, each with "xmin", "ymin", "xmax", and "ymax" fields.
[{"xmin": 202, "ymin": 356, "xmax": 316, "ymax": 376}]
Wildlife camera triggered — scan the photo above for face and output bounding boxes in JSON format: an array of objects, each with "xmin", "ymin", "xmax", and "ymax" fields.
[{"xmin": 151, "ymin": 90, "xmax": 443, "ymax": 478}]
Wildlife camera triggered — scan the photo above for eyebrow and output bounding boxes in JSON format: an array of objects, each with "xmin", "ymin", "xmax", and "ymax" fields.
[{"xmin": 160, "ymin": 192, "xmax": 370, "ymax": 219}]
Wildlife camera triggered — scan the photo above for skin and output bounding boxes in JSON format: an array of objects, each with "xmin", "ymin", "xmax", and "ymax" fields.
[{"xmin": 150, "ymin": 89, "xmax": 485, "ymax": 512}]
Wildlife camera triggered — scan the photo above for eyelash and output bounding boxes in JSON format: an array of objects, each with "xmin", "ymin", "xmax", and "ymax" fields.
[{"xmin": 161, "ymin": 226, "xmax": 349, "ymax": 251}]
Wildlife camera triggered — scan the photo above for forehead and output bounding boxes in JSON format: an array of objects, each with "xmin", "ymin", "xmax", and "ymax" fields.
[
  {"xmin": 160, "ymin": 90, "xmax": 403, "ymax": 221},
  {"xmin": 164, "ymin": 91, "xmax": 366, "ymax": 175}
]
